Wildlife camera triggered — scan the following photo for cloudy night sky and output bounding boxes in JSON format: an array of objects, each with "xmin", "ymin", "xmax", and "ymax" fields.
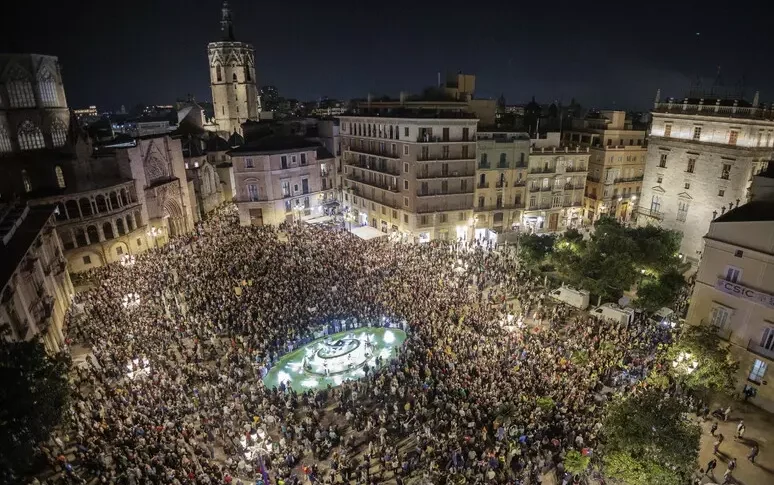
[{"xmin": 2, "ymin": 0, "xmax": 774, "ymax": 111}]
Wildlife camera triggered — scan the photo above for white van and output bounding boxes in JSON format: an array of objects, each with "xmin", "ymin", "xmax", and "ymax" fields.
[
  {"xmin": 589, "ymin": 303, "xmax": 635, "ymax": 325},
  {"xmin": 549, "ymin": 286, "xmax": 590, "ymax": 310},
  {"xmin": 649, "ymin": 307, "xmax": 677, "ymax": 327}
]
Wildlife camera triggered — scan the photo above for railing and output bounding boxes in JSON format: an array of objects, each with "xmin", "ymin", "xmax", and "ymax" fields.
[
  {"xmin": 565, "ymin": 166, "xmax": 588, "ymax": 173},
  {"xmin": 614, "ymin": 176, "xmax": 644, "ymax": 183},
  {"xmin": 475, "ymin": 203, "xmax": 525, "ymax": 211},
  {"xmin": 748, "ymin": 339, "xmax": 774, "ymax": 360},
  {"xmin": 529, "ymin": 145, "xmax": 590, "ymax": 154},
  {"xmin": 416, "ymin": 171, "xmax": 475, "ymax": 180},
  {"xmin": 530, "ymin": 167, "xmax": 556, "ymax": 174},
  {"xmin": 349, "ymin": 174, "xmax": 399, "ymax": 193},
  {"xmin": 478, "ymin": 162, "xmax": 491, "ymax": 169},
  {"xmin": 477, "ymin": 182, "xmax": 490, "ymax": 189},
  {"xmin": 529, "ymin": 186, "xmax": 541, "ymax": 192},
  {"xmin": 654, "ymin": 101, "xmax": 774, "ymax": 120},
  {"xmin": 496, "ymin": 181, "xmax": 507, "ymax": 188},
  {"xmin": 540, "ymin": 186, "xmax": 552, "ymax": 192},
  {"xmin": 513, "ymin": 180, "xmax": 526, "ymax": 187},
  {"xmin": 497, "ymin": 163, "xmax": 509, "ymax": 169},
  {"xmin": 416, "ymin": 135, "xmax": 471, "ymax": 143},
  {"xmin": 346, "ymin": 160, "xmax": 400, "ymax": 176},
  {"xmin": 344, "ymin": 145, "xmax": 400, "ymax": 159},
  {"xmin": 636, "ymin": 207, "xmax": 664, "ymax": 220},
  {"xmin": 416, "ymin": 190, "xmax": 474, "ymax": 198}
]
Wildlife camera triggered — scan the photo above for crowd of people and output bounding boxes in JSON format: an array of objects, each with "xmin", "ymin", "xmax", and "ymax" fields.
[{"xmin": 37, "ymin": 205, "xmax": 671, "ymax": 485}]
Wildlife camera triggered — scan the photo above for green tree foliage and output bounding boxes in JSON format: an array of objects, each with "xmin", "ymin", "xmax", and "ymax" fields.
[
  {"xmin": 629, "ymin": 225, "xmax": 682, "ymax": 273},
  {"xmin": 518, "ymin": 233, "xmax": 556, "ymax": 269},
  {"xmin": 564, "ymin": 450, "xmax": 590, "ymax": 476},
  {"xmin": 666, "ymin": 325, "xmax": 738, "ymax": 394},
  {"xmin": 0, "ymin": 339, "xmax": 69, "ymax": 477},
  {"xmin": 602, "ymin": 388, "xmax": 700, "ymax": 485},
  {"xmin": 635, "ymin": 268, "xmax": 687, "ymax": 312}
]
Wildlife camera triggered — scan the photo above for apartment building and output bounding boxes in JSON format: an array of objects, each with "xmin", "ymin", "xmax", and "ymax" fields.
[
  {"xmin": 686, "ymin": 171, "xmax": 774, "ymax": 411},
  {"xmin": 637, "ymin": 92, "xmax": 774, "ymax": 261},
  {"xmin": 523, "ymin": 133, "xmax": 590, "ymax": 233},
  {"xmin": 229, "ymin": 136, "xmax": 337, "ymax": 226},
  {"xmin": 563, "ymin": 110, "xmax": 647, "ymax": 222},
  {"xmin": 474, "ymin": 131, "xmax": 530, "ymax": 241},
  {"xmin": 338, "ymin": 113, "xmax": 478, "ymax": 242}
]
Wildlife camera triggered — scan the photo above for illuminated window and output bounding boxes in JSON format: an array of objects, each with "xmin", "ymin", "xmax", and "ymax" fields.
[
  {"xmin": 0, "ymin": 125, "xmax": 12, "ymax": 152},
  {"xmin": 663, "ymin": 124, "xmax": 672, "ymax": 137},
  {"xmin": 216, "ymin": 66, "xmax": 222, "ymax": 82},
  {"xmin": 710, "ymin": 305, "xmax": 731, "ymax": 329},
  {"xmin": 246, "ymin": 184, "xmax": 259, "ymax": 201},
  {"xmin": 676, "ymin": 200, "xmax": 689, "ymax": 222},
  {"xmin": 38, "ymin": 72, "xmax": 59, "ymax": 106},
  {"xmin": 650, "ymin": 195, "xmax": 661, "ymax": 213},
  {"xmin": 8, "ymin": 80, "xmax": 35, "ymax": 108},
  {"xmin": 721, "ymin": 164, "xmax": 731, "ymax": 180},
  {"xmin": 51, "ymin": 119, "xmax": 67, "ymax": 147},
  {"xmin": 21, "ymin": 169, "xmax": 31, "ymax": 192},
  {"xmin": 55, "ymin": 166, "xmax": 65, "ymax": 188},
  {"xmin": 749, "ymin": 359, "xmax": 767, "ymax": 384},
  {"xmin": 18, "ymin": 120, "xmax": 45, "ymax": 150},
  {"xmin": 729, "ymin": 130, "xmax": 739, "ymax": 146}
]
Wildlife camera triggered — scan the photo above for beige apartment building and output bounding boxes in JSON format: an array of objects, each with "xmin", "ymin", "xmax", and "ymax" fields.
[
  {"xmin": 473, "ymin": 131, "xmax": 530, "ymax": 240},
  {"xmin": 523, "ymin": 133, "xmax": 590, "ymax": 233},
  {"xmin": 230, "ymin": 137, "xmax": 337, "ymax": 226},
  {"xmin": 1, "ymin": 203, "xmax": 73, "ymax": 353},
  {"xmin": 563, "ymin": 110, "xmax": 647, "ymax": 222},
  {"xmin": 638, "ymin": 92, "xmax": 774, "ymax": 261},
  {"xmin": 338, "ymin": 114, "xmax": 478, "ymax": 242},
  {"xmin": 686, "ymin": 172, "xmax": 774, "ymax": 411}
]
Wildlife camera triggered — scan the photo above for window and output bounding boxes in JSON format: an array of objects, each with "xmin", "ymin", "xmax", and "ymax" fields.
[
  {"xmin": 657, "ymin": 175, "xmax": 663, "ymax": 184},
  {"xmin": 0, "ymin": 125, "xmax": 11, "ymax": 152},
  {"xmin": 684, "ymin": 182, "xmax": 690, "ymax": 190},
  {"xmin": 760, "ymin": 327, "xmax": 774, "ymax": 351},
  {"xmin": 403, "ymin": 145, "xmax": 409, "ymax": 156},
  {"xmin": 650, "ymin": 195, "xmax": 661, "ymax": 214},
  {"xmin": 480, "ymin": 153, "xmax": 488, "ymax": 167},
  {"xmin": 404, "ymin": 162, "xmax": 409, "ymax": 173},
  {"xmin": 281, "ymin": 156, "xmax": 288, "ymax": 169},
  {"xmin": 116, "ymin": 246, "xmax": 123, "ymax": 255},
  {"xmin": 300, "ymin": 153, "xmax": 307, "ymax": 165},
  {"xmin": 232, "ymin": 73, "xmax": 237, "ymax": 82},
  {"xmin": 21, "ymin": 169, "xmax": 31, "ymax": 193},
  {"xmin": 440, "ymin": 213, "xmax": 448, "ymax": 223},
  {"xmin": 693, "ymin": 126, "xmax": 702, "ymax": 140},
  {"xmin": 710, "ymin": 305, "xmax": 732, "ymax": 329},
  {"xmin": 247, "ymin": 184, "xmax": 259, "ymax": 201},
  {"xmin": 676, "ymin": 200, "xmax": 689, "ymax": 222},
  {"xmin": 245, "ymin": 66, "xmax": 251, "ymax": 81},
  {"xmin": 55, "ymin": 166, "xmax": 65, "ymax": 188},
  {"xmin": 403, "ymin": 180, "xmax": 409, "ymax": 190},
  {"xmin": 404, "ymin": 127, "xmax": 409, "ymax": 137},
  {"xmin": 281, "ymin": 180, "xmax": 290, "ymax": 197},
  {"xmin": 245, "ymin": 158, "xmax": 254, "ymax": 168},
  {"xmin": 735, "ymin": 249, "xmax": 744, "ymax": 258},
  {"xmin": 686, "ymin": 158, "xmax": 695, "ymax": 173},
  {"xmin": 137, "ymin": 238, "xmax": 142, "ymax": 246},
  {"xmin": 18, "ymin": 120, "xmax": 45, "ymax": 150},
  {"xmin": 718, "ymin": 189, "xmax": 725, "ymax": 197},
  {"xmin": 478, "ymin": 196, "xmax": 485, "ymax": 208},
  {"xmin": 749, "ymin": 359, "xmax": 767, "ymax": 384},
  {"xmin": 38, "ymin": 74, "xmax": 58, "ymax": 107},
  {"xmin": 403, "ymin": 214, "xmax": 408, "ymax": 223},
  {"xmin": 291, "ymin": 156, "xmax": 296, "ymax": 165},
  {"xmin": 729, "ymin": 130, "xmax": 739, "ymax": 146},
  {"xmin": 663, "ymin": 124, "xmax": 672, "ymax": 137},
  {"xmin": 724, "ymin": 265, "xmax": 741, "ymax": 283},
  {"xmin": 51, "ymin": 120, "xmax": 67, "ymax": 147},
  {"xmin": 83, "ymin": 255, "xmax": 91, "ymax": 265},
  {"xmin": 216, "ymin": 66, "xmax": 222, "ymax": 82},
  {"xmin": 658, "ymin": 153, "xmax": 667, "ymax": 168},
  {"xmin": 442, "ymin": 127, "xmax": 449, "ymax": 141},
  {"xmin": 721, "ymin": 164, "xmax": 731, "ymax": 180},
  {"xmin": 8, "ymin": 79, "xmax": 35, "ymax": 108},
  {"xmin": 403, "ymin": 197, "xmax": 409, "ymax": 207}
]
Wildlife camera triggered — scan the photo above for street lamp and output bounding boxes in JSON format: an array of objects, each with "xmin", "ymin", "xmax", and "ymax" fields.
[{"xmin": 147, "ymin": 226, "xmax": 162, "ymax": 249}]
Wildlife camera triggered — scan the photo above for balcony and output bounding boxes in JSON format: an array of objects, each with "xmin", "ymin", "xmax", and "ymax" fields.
[
  {"xmin": 654, "ymin": 101, "xmax": 774, "ymax": 121},
  {"xmin": 416, "ymin": 190, "xmax": 474, "ymax": 198},
  {"xmin": 748, "ymin": 340, "xmax": 774, "ymax": 360},
  {"xmin": 474, "ymin": 203, "xmax": 525, "ymax": 212},
  {"xmin": 478, "ymin": 162, "xmax": 491, "ymax": 169},
  {"xmin": 496, "ymin": 181, "xmax": 507, "ymax": 188},
  {"xmin": 344, "ymin": 145, "xmax": 401, "ymax": 160},
  {"xmin": 530, "ymin": 166, "xmax": 557, "ymax": 174},
  {"xmin": 636, "ymin": 207, "xmax": 664, "ymax": 220},
  {"xmin": 477, "ymin": 182, "xmax": 490, "ymax": 189},
  {"xmin": 540, "ymin": 186, "xmax": 552, "ymax": 192},
  {"xmin": 416, "ymin": 171, "xmax": 475, "ymax": 180},
  {"xmin": 348, "ymin": 174, "xmax": 400, "ymax": 193},
  {"xmin": 564, "ymin": 183, "xmax": 584, "ymax": 190},
  {"xmin": 565, "ymin": 166, "xmax": 588, "ymax": 173},
  {"xmin": 346, "ymin": 160, "xmax": 400, "ymax": 176},
  {"xmin": 416, "ymin": 135, "xmax": 471, "ymax": 143},
  {"xmin": 529, "ymin": 186, "xmax": 541, "ymax": 192},
  {"xmin": 614, "ymin": 176, "xmax": 644, "ymax": 183},
  {"xmin": 513, "ymin": 180, "xmax": 526, "ymax": 187}
]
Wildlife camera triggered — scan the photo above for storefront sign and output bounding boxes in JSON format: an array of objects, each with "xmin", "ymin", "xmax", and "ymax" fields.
[{"xmin": 715, "ymin": 278, "xmax": 774, "ymax": 309}]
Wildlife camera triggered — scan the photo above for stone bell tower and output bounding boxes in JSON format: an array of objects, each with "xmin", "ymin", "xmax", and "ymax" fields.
[{"xmin": 207, "ymin": 1, "xmax": 260, "ymax": 138}]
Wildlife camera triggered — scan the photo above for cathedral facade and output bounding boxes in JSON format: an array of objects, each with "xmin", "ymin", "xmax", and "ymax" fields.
[{"xmin": 208, "ymin": 1, "xmax": 260, "ymax": 138}]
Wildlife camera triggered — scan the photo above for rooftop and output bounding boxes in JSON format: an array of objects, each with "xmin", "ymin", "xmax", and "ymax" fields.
[
  {"xmin": 0, "ymin": 203, "xmax": 55, "ymax": 292},
  {"xmin": 713, "ymin": 200, "xmax": 774, "ymax": 223},
  {"xmin": 338, "ymin": 108, "xmax": 478, "ymax": 120},
  {"xmin": 228, "ymin": 136, "xmax": 321, "ymax": 155},
  {"xmin": 316, "ymin": 146, "xmax": 335, "ymax": 160}
]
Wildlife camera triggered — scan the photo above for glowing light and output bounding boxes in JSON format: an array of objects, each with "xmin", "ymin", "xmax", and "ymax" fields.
[
  {"xmin": 383, "ymin": 330, "xmax": 396, "ymax": 343},
  {"xmin": 122, "ymin": 293, "xmax": 140, "ymax": 309},
  {"xmin": 277, "ymin": 371, "xmax": 291, "ymax": 384},
  {"xmin": 301, "ymin": 378, "xmax": 319, "ymax": 388}
]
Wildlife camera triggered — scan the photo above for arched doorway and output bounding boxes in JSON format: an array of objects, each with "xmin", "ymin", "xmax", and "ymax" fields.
[{"xmin": 161, "ymin": 198, "xmax": 184, "ymax": 238}]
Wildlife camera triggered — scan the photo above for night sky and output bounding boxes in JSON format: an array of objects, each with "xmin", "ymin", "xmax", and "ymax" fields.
[{"xmin": 2, "ymin": 0, "xmax": 774, "ymax": 112}]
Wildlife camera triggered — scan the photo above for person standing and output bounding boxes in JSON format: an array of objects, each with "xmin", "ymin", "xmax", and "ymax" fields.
[
  {"xmin": 747, "ymin": 444, "xmax": 759, "ymax": 464},
  {"xmin": 705, "ymin": 458, "xmax": 717, "ymax": 476},
  {"xmin": 710, "ymin": 421, "xmax": 718, "ymax": 436}
]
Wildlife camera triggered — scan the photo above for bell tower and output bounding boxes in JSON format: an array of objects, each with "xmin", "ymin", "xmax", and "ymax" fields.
[{"xmin": 208, "ymin": 1, "xmax": 260, "ymax": 138}]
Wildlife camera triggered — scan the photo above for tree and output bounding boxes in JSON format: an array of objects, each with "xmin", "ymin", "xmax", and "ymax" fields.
[
  {"xmin": 518, "ymin": 233, "xmax": 556, "ymax": 269},
  {"xmin": 629, "ymin": 225, "xmax": 682, "ymax": 274},
  {"xmin": 602, "ymin": 388, "xmax": 700, "ymax": 485},
  {"xmin": 564, "ymin": 450, "xmax": 590, "ymax": 476},
  {"xmin": 0, "ymin": 339, "xmax": 70, "ymax": 478},
  {"xmin": 635, "ymin": 268, "xmax": 686, "ymax": 313},
  {"xmin": 666, "ymin": 325, "xmax": 738, "ymax": 394},
  {"xmin": 550, "ymin": 229, "xmax": 585, "ymax": 282}
]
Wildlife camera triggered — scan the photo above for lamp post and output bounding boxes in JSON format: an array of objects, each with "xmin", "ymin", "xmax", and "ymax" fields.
[{"xmin": 147, "ymin": 226, "xmax": 162, "ymax": 249}]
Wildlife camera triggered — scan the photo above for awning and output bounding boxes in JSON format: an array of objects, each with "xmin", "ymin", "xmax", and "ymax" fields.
[
  {"xmin": 305, "ymin": 215, "xmax": 334, "ymax": 225},
  {"xmin": 351, "ymin": 226, "xmax": 388, "ymax": 240}
]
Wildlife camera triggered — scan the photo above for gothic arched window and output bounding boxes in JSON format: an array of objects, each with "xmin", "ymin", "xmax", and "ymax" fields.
[
  {"xmin": 37, "ymin": 69, "xmax": 59, "ymax": 106},
  {"xmin": 232, "ymin": 73, "xmax": 237, "ymax": 82},
  {"xmin": 244, "ymin": 66, "xmax": 251, "ymax": 81},
  {"xmin": 55, "ymin": 165, "xmax": 65, "ymax": 189},
  {"xmin": 216, "ymin": 66, "xmax": 223, "ymax": 82},
  {"xmin": 8, "ymin": 79, "xmax": 35, "ymax": 108},
  {"xmin": 18, "ymin": 120, "xmax": 45, "ymax": 150},
  {"xmin": 21, "ymin": 169, "xmax": 31, "ymax": 193},
  {"xmin": 51, "ymin": 119, "xmax": 67, "ymax": 147},
  {"xmin": 0, "ymin": 124, "xmax": 12, "ymax": 152}
]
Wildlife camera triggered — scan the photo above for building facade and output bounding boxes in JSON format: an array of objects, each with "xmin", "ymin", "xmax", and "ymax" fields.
[
  {"xmin": 338, "ymin": 114, "xmax": 478, "ymax": 242},
  {"xmin": 474, "ymin": 131, "xmax": 530, "ymax": 240},
  {"xmin": 686, "ymin": 194, "xmax": 774, "ymax": 412},
  {"xmin": 563, "ymin": 110, "xmax": 647, "ymax": 222},
  {"xmin": 207, "ymin": 1, "xmax": 260, "ymax": 137},
  {"xmin": 230, "ymin": 138, "xmax": 336, "ymax": 226},
  {"xmin": 637, "ymin": 94, "xmax": 774, "ymax": 260},
  {"xmin": 0, "ymin": 203, "xmax": 73, "ymax": 353},
  {"xmin": 523, "ymin": 133, "xmax": 590, "ymax": 233}
]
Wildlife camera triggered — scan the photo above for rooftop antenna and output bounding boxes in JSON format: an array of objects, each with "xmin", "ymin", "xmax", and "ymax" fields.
[{"xmin": 437, "ymin": 72, "xmax": 441, "ymax": 88}]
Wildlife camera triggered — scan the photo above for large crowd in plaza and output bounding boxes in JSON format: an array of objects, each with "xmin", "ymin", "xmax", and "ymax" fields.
[{"xmin": 38, "ymin": 205, "xmax": 673, "ymax": 485}]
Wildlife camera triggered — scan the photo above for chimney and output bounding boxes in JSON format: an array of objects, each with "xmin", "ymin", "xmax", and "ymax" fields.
[
  {"xmin": 654, "ymin": 88, "xmax": 661, "ymax": 107},
  {"xmin": 399, "ymin": 91, "xmax": 405, "ymax": 105},
  {"xmin": 753, "ymin": 91, "xmax": 760, "ymax": 107}
]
